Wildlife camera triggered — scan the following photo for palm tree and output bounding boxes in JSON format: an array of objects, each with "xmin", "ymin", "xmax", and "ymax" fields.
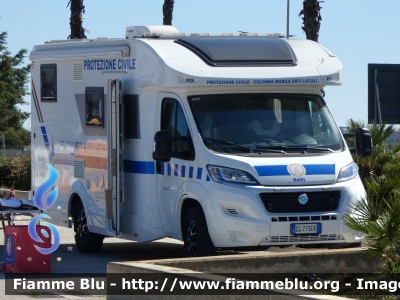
[
  {"xmin": 163, "ymin": 0, "xmax": 174, "ymax": 26},
  {"xmin": 299, "ymin": 0, "xmax": 322, "ymax": 43},
  {"xmin": 346, "ymin": 119, "xmax": 396, "ymax": 147},
  {"xmin": 343, "ymin": 191, "xmax": 400, "ymax": 278},
  {"xmin": 67, "ymin": 0, "xmax": 87, "ymax": 39},
  {"xmin": 345, "ymin": 119, "xmax": 400, "ymax": 180}
]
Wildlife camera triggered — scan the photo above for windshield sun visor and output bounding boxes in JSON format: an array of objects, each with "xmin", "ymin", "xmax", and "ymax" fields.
[{"xmin": 175, "ymin": 38, "xmax": 298, "ymax": 67}]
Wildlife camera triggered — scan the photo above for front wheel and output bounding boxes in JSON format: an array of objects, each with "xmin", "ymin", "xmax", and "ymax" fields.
[
  {"xmin": 183, "ymin": 206, "xmax": 215, "ymax": 257},
  {"xmin": 74, "ymin": 203, "xmax": 104, "ymax": 253}
]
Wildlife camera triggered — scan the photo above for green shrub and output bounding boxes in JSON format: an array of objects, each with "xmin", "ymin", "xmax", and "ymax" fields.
[
  {"xmin": 343, "ymin": 186, "xmax": 400, "ymax": 279},
  {"xmin": 0, "ymin": 156, "xmax": 31, "ymax": 191}
]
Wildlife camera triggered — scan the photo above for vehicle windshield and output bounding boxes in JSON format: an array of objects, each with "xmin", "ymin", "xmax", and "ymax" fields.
[{"xmin": 188, "ymin": 93, "xmax": 344, "ymax": 154}]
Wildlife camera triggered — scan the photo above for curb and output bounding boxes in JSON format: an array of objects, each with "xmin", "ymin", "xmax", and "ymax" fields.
[{"xmin": 107, "ymin": 248, "xmax": 380, "ymax": 299}]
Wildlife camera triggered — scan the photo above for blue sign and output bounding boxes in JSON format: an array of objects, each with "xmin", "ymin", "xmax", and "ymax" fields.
[{"xmin": 4, "ymin": 234, "xmax": 15, "ymax": 264}]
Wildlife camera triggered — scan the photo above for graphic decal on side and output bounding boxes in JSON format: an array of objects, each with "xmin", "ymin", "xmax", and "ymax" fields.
[
  {"xmin": 28, "ymin": 164, "xmax": 61, "ymax": 255},
  {"xmin": 123, "ymin": 160, "xmax": 210, "ymax": 181},
  {"xmin": 31, "ymin": 79, "xmax": 44, "ymax": 123}
]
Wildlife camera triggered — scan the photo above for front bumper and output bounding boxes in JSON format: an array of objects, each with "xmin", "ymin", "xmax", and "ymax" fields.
[{"xmin": 206, "ymin": 177, "xmax": 365, "ymax": 248}]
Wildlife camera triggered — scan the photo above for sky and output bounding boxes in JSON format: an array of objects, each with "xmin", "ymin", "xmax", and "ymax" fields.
[{"xmin": 1, "ymin": 0, "xmax": 399, "ymax": 129}]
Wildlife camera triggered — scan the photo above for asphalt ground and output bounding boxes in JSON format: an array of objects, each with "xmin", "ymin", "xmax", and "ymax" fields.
[
  {"xmin": 0, "ymin": 217, "xmax": 315, "ymax": 299},
  {"xmin": 0, "ymin": 217, "xmax": 185, "ymax": 299}
]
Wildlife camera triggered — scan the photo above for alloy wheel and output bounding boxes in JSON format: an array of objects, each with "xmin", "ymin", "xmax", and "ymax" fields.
[{"xmin": 186, "ymin": 219, "xmax": 197, "ymax": 256}]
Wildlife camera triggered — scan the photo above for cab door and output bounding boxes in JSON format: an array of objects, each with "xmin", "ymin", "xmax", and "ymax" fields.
[
  {"xmin": 155, "ymin": 93, "xmax": 194, "ymax": 235},
  {"xmin": 105, "ymin": 79, "xmax": 123, "ymax": 236}
]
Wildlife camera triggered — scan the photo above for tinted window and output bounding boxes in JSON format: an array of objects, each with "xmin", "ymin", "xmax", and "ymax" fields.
[
  {"xmin": 161, "ymin": 98, "xmax": 189, "ymax": 154},
  {"xmin": 41, "ymin": 64, "xmax": 57, "ymax": 101}
]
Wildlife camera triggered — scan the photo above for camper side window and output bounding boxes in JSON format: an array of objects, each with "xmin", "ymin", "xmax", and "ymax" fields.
[
  {"xmin": 161, "ymin": 98, "xmax": 189, "ymax": 155},
  {"xmin": 40, "ymin": 64, "xmax": 57, "ymax": 101},
  {"xmin": 85, "ymin": 87, "xmax": 104, "ymax": 127}
]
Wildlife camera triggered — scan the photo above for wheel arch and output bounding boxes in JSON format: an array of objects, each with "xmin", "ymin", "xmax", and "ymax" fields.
[
  {"xmin": 67, "ymin": 180, "xmax": 88, "ymax": 225},
  {"xmin": 177, "ymin": 182, "xmax": 215, "ymax": 241},
  {"xmin": 69, "ymin": 193, "xmax": 82, "ymax": 221}
]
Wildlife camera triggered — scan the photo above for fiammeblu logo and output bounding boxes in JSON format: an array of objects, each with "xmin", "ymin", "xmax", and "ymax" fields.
[{"xmin": 28, "ymin": 164, "xmax": 61, "ymax": 255}]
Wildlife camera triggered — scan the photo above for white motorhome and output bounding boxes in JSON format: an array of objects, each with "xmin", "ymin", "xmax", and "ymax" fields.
[{"xmin": 30, "ymin": 25, "xmax": 371, "ymax": 256}]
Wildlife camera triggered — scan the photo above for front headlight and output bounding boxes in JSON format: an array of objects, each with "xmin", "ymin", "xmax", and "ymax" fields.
[
  {"xmin": 207, "ymin": 165, "xmax": 258, "ymax": 184},
  {"xmin": 337, "ymin": 162, "xmax": 359, "ymax": 182}
]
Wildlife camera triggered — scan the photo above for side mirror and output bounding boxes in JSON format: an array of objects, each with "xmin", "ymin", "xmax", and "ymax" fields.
[
  {"xmin": 355, "ymin": 127, "xmax": 372, "ymax": 158},
  {"xmin": 152, "ymin": 130, "xmax": 196, "ymax": 162},
  {"xmin": 152, "ymin": 130, "xmax": 172, "ymax": 162},
  {"xmin": 343, "ymin": 127, "xmax": 372, "ymax": 158}
]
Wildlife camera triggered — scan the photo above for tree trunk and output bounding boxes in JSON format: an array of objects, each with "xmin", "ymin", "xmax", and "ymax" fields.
[
  {"xmin": 299, "ymin": 0, "xmax": 322, "ymax": 43},
  {"xmin": 163, "ymin": 0, "xmax": 174, "ymax": 26},
  {"xmin": 67, "ymin": 0, "xmax": 86, "ymax": 39}
]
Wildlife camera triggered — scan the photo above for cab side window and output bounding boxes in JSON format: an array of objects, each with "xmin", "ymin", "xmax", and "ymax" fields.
[
  {"xmin": 41, "ymin": 64, "xmax": 57, "ymax": 101},
  {"xmin": 161, "ymin": 98, "xmax": 189, "ymax": 155}
]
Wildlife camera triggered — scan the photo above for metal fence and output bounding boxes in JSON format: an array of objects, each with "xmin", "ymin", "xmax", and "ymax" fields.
[{"xmin": 2, "ymin": 149, "xmax": 31, "ymax": 157}]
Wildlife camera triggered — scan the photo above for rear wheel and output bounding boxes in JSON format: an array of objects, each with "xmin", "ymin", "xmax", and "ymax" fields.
[
  {"xmin": 74, "ymin": 203, "xmax": 104, "ymax": 253},
  {"xmin": 183, "ymin": 206, "xmax": 215, "ymax": 257}
]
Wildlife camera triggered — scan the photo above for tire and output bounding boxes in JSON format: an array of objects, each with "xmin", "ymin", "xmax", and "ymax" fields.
[
  {"xmin": 74, "ymin": 203, "xmax": 104, "ymax": 253},
  {"xmin": 183, "ymin": 206, "xmax": 215, "ymax": 257}
]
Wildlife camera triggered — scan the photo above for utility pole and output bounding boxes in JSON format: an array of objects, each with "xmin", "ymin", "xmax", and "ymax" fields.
[
  {"xmin": 374, "ymin": 69, "xmax": 382, "ymax": 124},
  {"xmin": 2, "ymin": 134, "xmax": 5, "ymax": 158},
  {"xmin": 286, "ymin": 0, "xmax": 290, "ymax": 39}
]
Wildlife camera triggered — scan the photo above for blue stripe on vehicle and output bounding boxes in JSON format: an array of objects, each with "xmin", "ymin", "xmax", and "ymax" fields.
[
  {"xmin": 124, "ymin": 161, "xmax": 155, "ymax": 174},
  {"xmin": 124, "ymin": 161, "xmax": 212, "ymax": 181},
  {"xmin": 254, "ymin": 164, "xmax": 335, "ymax": 176},
  {"xmin": 197, "ymin": 168, "xmax": 203, "ymax": 180},
  {"xmin": 181, "ymin": 166, "xmax": 186, "ymax": 177},
  {"xmin": 41, "ymin": 126, "xmax": 50, "ymax": 149},
  {"xmin": 167, "ymin": 163, "xmax": 171, "ymax": 176},
  {"xmin": 189, "ymin": 167, "xmax": 194, "ymax": 178},
  {"xmin": 254, "ymin": 165, "xmax": 289, "ymax": 176},
  {"xmin": 304, "ymin": 164, "xmax": 335, "ymax": 175}
]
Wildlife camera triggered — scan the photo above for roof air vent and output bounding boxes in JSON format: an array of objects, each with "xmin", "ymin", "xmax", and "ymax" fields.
[{"xmin": 125, "ymin": 25, "xmax": 179, "ymax": 38}]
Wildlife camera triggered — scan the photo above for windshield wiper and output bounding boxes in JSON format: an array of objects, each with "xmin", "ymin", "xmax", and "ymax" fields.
[
  {"xmin": 278, "ymin": 146, "xmax": 335, "ymax": 153},
  {"xmin": 203, "ymin": 138, "xmax": 254, "ymax": 153},
  {"xmin": 204, "ymin": 138, "xmax": 287, "ymax": 154},
  {"xmin": 255, "ymin": 148, "xmax": 287, "ymax": 154},
  {"xmin": 309, "ymin": 147, "xmax": 334, "ymax": 152}
]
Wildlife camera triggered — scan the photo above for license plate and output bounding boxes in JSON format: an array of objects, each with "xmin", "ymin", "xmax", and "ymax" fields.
[{"xmin": 291, "ymin": 223, "xmax": 321, "ymax": 235}]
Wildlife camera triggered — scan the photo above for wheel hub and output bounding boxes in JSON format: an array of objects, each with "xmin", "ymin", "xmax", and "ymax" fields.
[
  {"xmin": 77, "ymin": 209, "xmax": 88, "ymax": 243},
  {"xmin": 186, "ymin": 219, "xmax": 197, "ymax": 256}
]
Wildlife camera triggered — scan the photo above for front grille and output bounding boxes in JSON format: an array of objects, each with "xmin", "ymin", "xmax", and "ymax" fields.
[
  {"xmin": 259, "ymin": 191, "xmax": 341, "ymax": 213},
  {"xmin": 266, "ymin": 234, "xmax": 344, "ymax": 243},
  {"xmin": 271, "ymin": 214, "xmax": 337, "ymax": 222}
]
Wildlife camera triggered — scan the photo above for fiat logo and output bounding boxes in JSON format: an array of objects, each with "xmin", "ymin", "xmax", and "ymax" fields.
[
  {"xmin": 288, "ymin": 164, "xmax": 306, "ymax": 177},
  {"xmin": 298, "ymin": 194, "xmax": 308, "ymax": 205}
]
